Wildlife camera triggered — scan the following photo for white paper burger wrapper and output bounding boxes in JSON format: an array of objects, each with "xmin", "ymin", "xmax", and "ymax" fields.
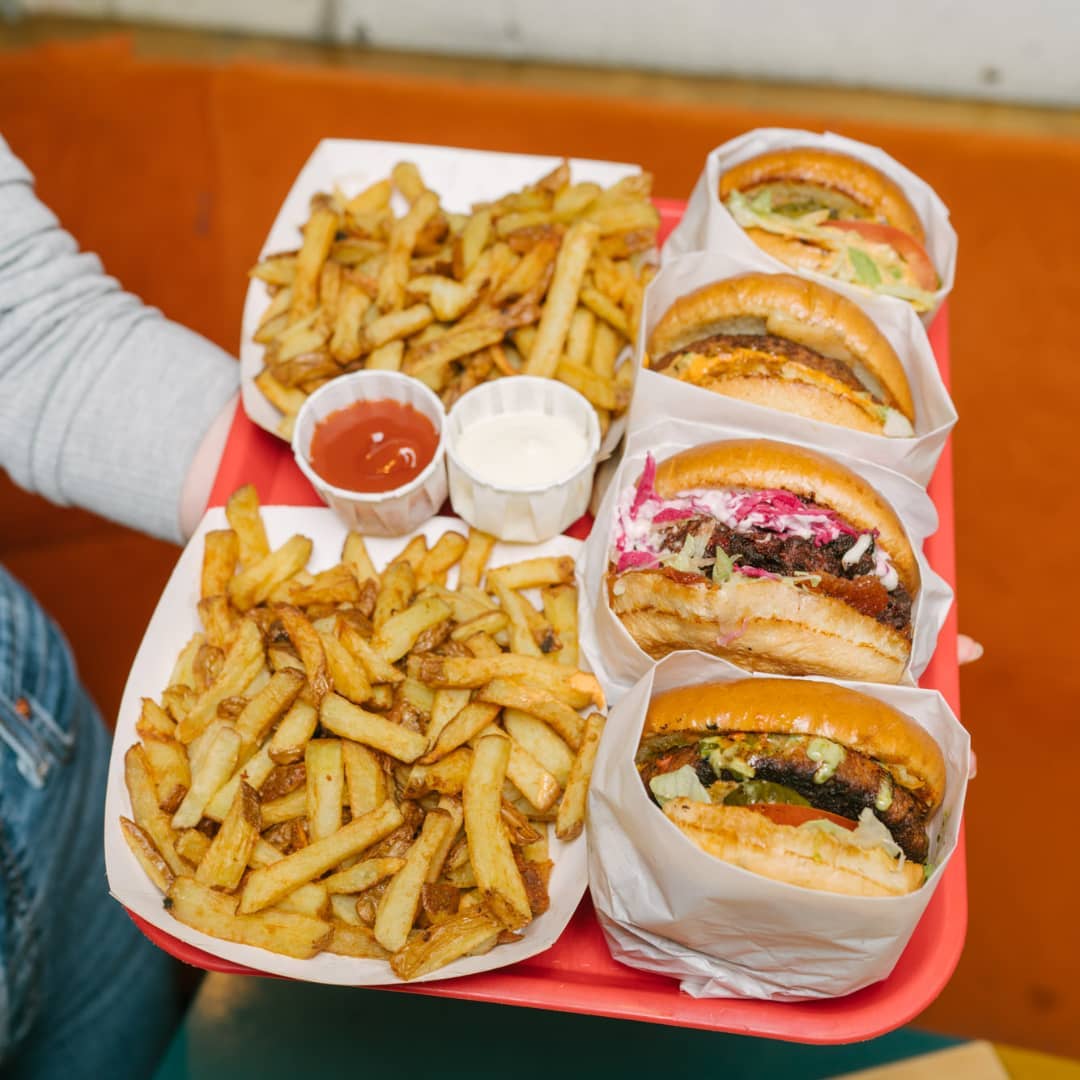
[
  {"xmin": 629, "ymin": 250, "xmax": 957, "ymax": 487},
  {"xmin": 579, "ymin": 418, "xmax": 953, "ymax": 703},
  {"xmin": 663, "ymin": 129, "xmax": 958, "ymax": 328},
  {"xmin": 587, "ymin": 653, "xmax": 971, "ymax": 1000}
]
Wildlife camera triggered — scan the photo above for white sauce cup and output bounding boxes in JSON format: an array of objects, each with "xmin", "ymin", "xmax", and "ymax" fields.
[
  {"xmin": 292, "ymin": 371, "xmax": 448, "ymax": 536},
  {"xmin": 445, "ymin": 377, "xmax": 601, "ymax": 542}
]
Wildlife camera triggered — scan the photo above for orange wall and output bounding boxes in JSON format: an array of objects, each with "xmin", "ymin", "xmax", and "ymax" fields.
[{"xmin": 2, "ymin": 36, "xmax": 1079, "ymax": 1057}]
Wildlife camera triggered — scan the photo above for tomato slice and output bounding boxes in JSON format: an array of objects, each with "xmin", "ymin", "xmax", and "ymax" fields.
[
  {"xmin": 822, "ymin": 220, "xmax": 938, "ymax": 292},
  {"xmin": 746, "ymin": 804, "xmax": 858, "ymax": 831}
]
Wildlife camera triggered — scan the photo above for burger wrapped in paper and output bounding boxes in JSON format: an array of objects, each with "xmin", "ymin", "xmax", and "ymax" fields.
[
  {"xmin": 638, "ymin": 678, "xmax": 943, "ymax": 897},
  {"xmin": 607, "ymin": 438, "xmax": 918, "ymax": 684},
  {"xmin": 647, "ymin": 272, "xmax": 916, "ymax": 438},
  {"xmin": 586, "ymin": 653, "xmax": 972, "ymax": 1000}
]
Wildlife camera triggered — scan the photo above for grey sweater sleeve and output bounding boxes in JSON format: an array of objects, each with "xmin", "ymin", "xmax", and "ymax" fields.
[{"xmin": 0, "ymin": 135, "xmax": 239, "ymax": 544}]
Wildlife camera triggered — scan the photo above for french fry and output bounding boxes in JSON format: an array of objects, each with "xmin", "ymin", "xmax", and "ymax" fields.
[
  {"xmin": 413, "ymin": 654, "xmax": 603, "ymax": 711},
  {"xmin": 360, "ymin": 303, "xmax": 434, "ymax": 351},
  {"xmin": 329, "ymin": 278, "xmax": 372, "ymax": 362},
  {"xmin": 525, "ymin": 221, "xmax": 599, "ymax": 377},
  {"xmin": 325, "ymin": 923, "xmax": 391, "ymax": 959},
  {"xmin": 198, "ymin": 595, "xmax": 240, "ymax": 652},
  {"xmin": 268, "ymin": 698, "xmax": 319, "ymax": 764},
  {"xmin": 259, "ymin": 787, "xmax": 308, "ymax": 828},
  {"xmin": 403, "ymin": 748, "xmax": 473, "ymax": 798},
  {"xmin": 250, "ymin": 252, "xmax": 297, "ymax": 287},
  {"xmin": 239, "ymin": 800, "xmax": 403, "ymax": 913},
  {"xmin": 475, "ymin": 678, "xmax": 585, "ymax": 750},
  {"xmin": 580, "ymin": 285, "xmax": 630, "ymax": 338},
  {"xmin": 329, "ymin": 894, "xmax": 363, "ymax": 925},
  {"xmin": 168, "ymin": 633, "xmax": 204, "ymax": 691},
  {"xmin": 290, "ymin": 206, "xmax": 340, "ymax": 322},
  {"xmin": 542, "ymin": 584, "xmax": 579, "ymax": 667},
  {"xmin": 141, "ymin": 734, "xmax": 191, "ymax": 814},
  {"xmin": 427, "ymin": 796, "xmax": 464, "ymax": 883},
  {"xmin": 489, "ymin": 582, "xmax": 542, "ymax": 657},
  {"xmin": 120, "ymin": 817, "xmax": 175, "ymax": 893},
  {"xmin": 275, "ymin": 604, "xmax": 331, "ymax": 703},
  {"xmin": 227, "ymin": 536, "xmax": 313, "ymax": 612},
  {"xmin": 168, "ymin": 877, "xmax": 332, "ymax": 960},
  {"xmin": 463, "ymin": 734, "xmax": 532, "ymax": 929},
  {"xmin": 342, "ymin": 532, "xmax": 378, "ymax": 585},
  {"xmin": 171, "ymin": 725, "xmax": 241, "ymax": 829},
  {"xmin": 225, "ymin": 484, "xmax": 270, "ymax": 568},
  {"xmin": 204, "ymin": 742, "xmax": 277, "ymax": 822},
  {"xmin": 373, "ymin": 560, "xmax": 416, "ymax": 628},
  {"xmin": 399, "ymin": 677, "xmax": 435, "ymax": 717},
  {"xmin": 590, "ymin": 318, "xmax": 621, "ymax": 378},
  {"xmin": 415, "ymin": 532, "xmax": 468, "ymax": 588},
  {"xmin": 366, "ymin": 340, "xmax": 405, "ymax": 371},
  {"xmin": 176, "ymin": 828, "xmax": 212, "ymax": 867},
  {"xmin": 503, "ymin": 739, "xmax": 561, "ymax": 813},
  {"xmin": 565, "ymin": 305, "xmax": 596, "ymax": 366},
  {"xmin": 319, "ymin": 629, "xmax": 372, "ymax": 704},
  {"xmin": 305, "ymin": 739, "xmax": 345, "ymax": 842},
  {"xmin": 337, "ymin": 619, "xmax": 405, "ymax": 685},
  {"xmin": 346, "ymin": 177, "xmax": 393, "ymax": 215},
  {"xmin": 233, "ymin": 668, "xmax": 306, "ymax": 755},
  {"xmin": 378, "ymin": 190, "xmax": 439, "ymax": 312},
  {"xmin": 555, "ymin": 357, "xmax": 619, "ymax": 410},
  {"xmin": 323, "ymin": 857, "xmax": 405, "ymax": 895},
  {"xmin": 424, "ymin": 688, "xmax": 472, "ymax": 748},
  {"xmin": 124, "ymin": 745, "xmax": 187, "ymax": 876},
  {"xmin": 372, "ymin": 597, "xmax": 451, "ymax": 663},
  {"xmin": 289, "ymin": 564, "xmax": 361, "ymax": 607},
  {"xmin": 342, "ymin": 741, "xmax": 387, "ymax": 816},
  {"xmin": 374, "ymin": 808, "xmax": 455, "ymax": 951},
  {"xmin": 390, "ymin": 909, "xmax": 501, "ymax": 980},
  {"xmin": 201, "ymin": 529, "xmax": 239, "ymax": 599},
  {"xmin": 391, "ymin": 161, "xmax": 427, "ymax": 204},
  {"xmin": 320, "ymin": 694, "xmax": 428, "ymax": 763},
  {"xmin": 555, "ymin": 712, "xmax": 606, "ymax": 841},
  {"xmin": 486, "ymin": 556, "xmax": 575, "ymax": 592},
  {"xmin": 196, "ymin": 782, "xmax": 261, "ymax": 891},
  {"xmin": 455, "ymin": 208, "xmax": 492, "ymax": 278},
  {"xmin": 449, "ymin": 610, "xmax": 509, "ymax": 642},
  {"xmin": 503, "ymin": 709, "xmax": 574, "ymax": 787},
  {"xmin": 421, "ymin": 702, "xmax": 501, "ymax": 764}
]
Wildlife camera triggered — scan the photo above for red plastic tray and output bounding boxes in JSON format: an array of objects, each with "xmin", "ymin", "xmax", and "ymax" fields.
[{"xmin": 128, "ymin": 198, "xmax": 966, "ymax": 1043}]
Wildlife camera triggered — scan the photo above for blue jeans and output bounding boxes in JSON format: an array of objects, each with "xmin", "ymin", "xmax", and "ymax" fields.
[{"xmin": 0, "ymin": 565, "xmax": 177, "ymax": 1078}]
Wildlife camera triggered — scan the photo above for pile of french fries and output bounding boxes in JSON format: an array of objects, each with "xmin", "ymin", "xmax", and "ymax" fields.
[
  {"xmin": 250, "ymin": 160, "xmax": 659, "ymax": 440},
  {"xmin": 120, "ymin": 485, "xmax": 605, "ymax": 980}
]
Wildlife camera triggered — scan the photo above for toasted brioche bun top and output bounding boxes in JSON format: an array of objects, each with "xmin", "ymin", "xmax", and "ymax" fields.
[
  {"xmin": 644, "ymin": 677, "xmax": 945, "ymax": 810},
  {"xmin": 719, "ymin": 147, "xmax": 925, "ymax": 243},
  {"xmin": 653, "ymin": 439, "xmax": 919, "ymax": 595},
  {"xmin": 646, "ymin": 273, "xmax": 914, "ymax": 421}
]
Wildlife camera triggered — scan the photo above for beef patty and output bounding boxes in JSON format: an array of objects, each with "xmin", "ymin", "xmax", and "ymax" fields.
[
  {"xmin": 653, "ymin": 333, "xmax": 874, "ymax": 399},
  {"xmin": 637, "ymin": 732, "xmax": 929, "ymax": 863},
  {"xmin": 656, "ymin": 514, "xmax": 912, "ymax": 635}
]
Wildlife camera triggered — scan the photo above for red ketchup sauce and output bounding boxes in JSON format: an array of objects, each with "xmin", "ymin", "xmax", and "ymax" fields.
[{"xmin": 308, "ymin": 399, "xmax": 439, "ymax": 494}]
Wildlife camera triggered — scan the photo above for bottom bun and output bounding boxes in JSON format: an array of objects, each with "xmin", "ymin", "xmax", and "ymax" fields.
[
  {"xmin": 684, "ymin": 372, "xmax": 888, "ymax": 435},
  {"xmin": 608, "ymin": 569, "xmax": 910, "ymax": 683},
  {"xmin": 664, "ymin": 799, "xmax": 924, "ymax": 897}
]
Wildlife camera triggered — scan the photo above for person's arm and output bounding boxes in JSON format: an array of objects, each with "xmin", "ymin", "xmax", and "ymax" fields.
[{"xmin": 0, "ymin": 134, "xmax": 239, "ymax": 544}]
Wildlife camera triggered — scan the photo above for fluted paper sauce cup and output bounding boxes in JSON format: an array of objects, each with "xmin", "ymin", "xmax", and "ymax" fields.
[
  {"xmin": 293, "ymin": 371, "xmax": 448, "ymax": 537},
  {"xmin": 446, "ymin": 377, "xmax": 601, "ymax": 543}
]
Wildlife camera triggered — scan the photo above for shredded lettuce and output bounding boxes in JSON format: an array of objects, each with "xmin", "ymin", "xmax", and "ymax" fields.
[
  {"xmin": 712, "ymin": 547, "xmax": 734, "ymax": 584},
  {"xmin": 725, "ymin": 190, "xmax": 937, "ymax": 311},
  {"xmin": 802, "ymin": 808, "xmax": 905, "ymax": 862},
  {"xmin": 848, "ymin": 247, "xmax": 882, "ymax": 286},
  {"xmin": 649, "ymin": 765, "xmax": 710, "ymax": 807}
]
